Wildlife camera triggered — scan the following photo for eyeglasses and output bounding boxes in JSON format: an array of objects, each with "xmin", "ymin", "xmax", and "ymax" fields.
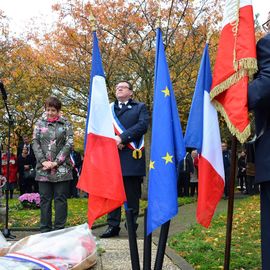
[
  {"xmin": 262, "ymin": 19, "xmax": 270, "ymax": 32},
  {"xmin": 116, "ymin": 85, "xmax": 130, "ymax": 90}
]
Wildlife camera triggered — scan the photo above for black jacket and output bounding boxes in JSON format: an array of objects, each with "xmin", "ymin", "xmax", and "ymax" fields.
[
  {"xmin": 113, "ymin": 99, "xmax": 149, "ymax": 176},
  {"xmin": 248, "ymin": 33, "xmax": 270, "ymax": 183}
]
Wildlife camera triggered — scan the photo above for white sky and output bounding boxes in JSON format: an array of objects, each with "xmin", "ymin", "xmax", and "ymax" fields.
[
  {"xmin": 0, "ymin": 0, "xmax": 269, "ymax": 36},
  {"xmin": 0, "ymin": 0, "xmax": 61, "ymax": 36}
]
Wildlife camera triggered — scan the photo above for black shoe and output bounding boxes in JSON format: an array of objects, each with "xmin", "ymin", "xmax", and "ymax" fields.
[{"xmin": 100, "ymin": 226, "xmax": 120, "ymax": 238}]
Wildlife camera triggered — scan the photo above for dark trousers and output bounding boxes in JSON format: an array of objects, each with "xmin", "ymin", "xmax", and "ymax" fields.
[
  {"xmin": 190, "ymin": 182, "xmax": 198, "ymax": 197},
  {"xmin": 224, "ymin": 168, "xmax": 230, "ymax": 197},
  {"xmin": 238, "ymin": 174, "xmax": 247, "ymax": 192},
  {"xmin": 20, "ymin": 177, "xmax": 37, "ymax": 195},
  {"xmin": 107, "ymin": 176, "xmax": 142, "ymax": 228},
  {"xmin": 39, "ymin": 181, "xmax": 69, "ymax": 233},
  {"xmin": 69, "ymin": 177, "xmax": 79, "ymax": 198},
  {"xmin": 260, "ymin": 181, "xmax": 270, "ymax": 270},
  {"xmin": 178, "ymin": 172, "xmax": 190, "ymax": 197}
]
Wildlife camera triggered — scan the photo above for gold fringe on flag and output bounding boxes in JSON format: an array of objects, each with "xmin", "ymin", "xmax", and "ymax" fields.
[{"xmin": 212, "ymin": 99, "xmax": 251, "ymax": 143}]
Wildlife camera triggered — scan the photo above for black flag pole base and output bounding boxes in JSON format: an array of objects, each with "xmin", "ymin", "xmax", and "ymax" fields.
[
  {"xmin": 143, "ymin": 208, "xmax": 152, "ymax": 270},
  {"xmin": 154, "ymin": 220, "xmax": 171, "ymax": 270},
  {"xmin": 2, "ymin": 228, "xmax": 16, "ymax": 239},
  {"xmin": 125, "ymin": 208, "xmax": 140, "ymax": 270}
]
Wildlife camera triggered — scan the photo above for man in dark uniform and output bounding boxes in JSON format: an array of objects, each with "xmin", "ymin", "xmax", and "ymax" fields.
[
  {"xmin": 100, "ymin": 80, "xmax": 149, "ymax": 238},
  {"xmin": 222, "ymin": 141, "xmax": 231, "ymax": 198},
  {"xmin": 177, "ymin": 150, "xmax": 194, "ymax": 197},
  {"xmin": 248, "ymin": 12, "xmax": 270, "ymax": 270}
]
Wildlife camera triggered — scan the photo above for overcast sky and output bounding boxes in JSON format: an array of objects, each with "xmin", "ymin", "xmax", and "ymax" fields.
[{"xmin": 1, "ymin": 1, "xmax": 269, "ymax": 36}]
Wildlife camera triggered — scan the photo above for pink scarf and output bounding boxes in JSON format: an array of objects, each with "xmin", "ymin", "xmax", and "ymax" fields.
[{"xmin": 47, "ymin": 116, "xmax": 59, "ymax": 123}]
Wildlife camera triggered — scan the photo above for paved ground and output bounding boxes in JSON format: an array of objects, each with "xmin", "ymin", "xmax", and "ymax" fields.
[
  {"xmin": 91, "ymin": 195, "xmax": 245, "ymax": 270},
  {"xmin": 6, "ymin": 194, "xmax": 247, "ymax": 269}
]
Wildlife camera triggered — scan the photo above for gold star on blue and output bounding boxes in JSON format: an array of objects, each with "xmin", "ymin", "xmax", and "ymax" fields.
[
  {"xmin": 162, "ymin": 152, "xmax": 173, "ymax": 164},
  {"xmin": 149, "ymin": 160, "xmax": 155, "ymax": 170},
  {"xmin": 161, "ymin": 86, "xmax": 170, "ymax": 97}
]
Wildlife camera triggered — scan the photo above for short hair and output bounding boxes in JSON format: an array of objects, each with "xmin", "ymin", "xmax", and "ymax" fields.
[
  {"xmin": 117, "ymin": 80, "xmax": 133, "ymax": 91},
  {"xmin": 45, "ymin": 96, "xmax": 62, "ymax": 111}
]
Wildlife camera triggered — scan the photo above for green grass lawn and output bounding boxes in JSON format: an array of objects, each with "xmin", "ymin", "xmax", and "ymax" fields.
[
  {"xmin": 1, "ymin": 196, "xmax": 195, "ymax": 229},
  {"xmin": 169, "ymin": 195, "xmax": 261, "ymax": 270}
]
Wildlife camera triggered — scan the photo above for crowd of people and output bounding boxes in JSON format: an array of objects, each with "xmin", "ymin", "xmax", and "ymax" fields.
[{"xmin": 176, "ymin": 142, "xmax": 257, "ymax": 200}]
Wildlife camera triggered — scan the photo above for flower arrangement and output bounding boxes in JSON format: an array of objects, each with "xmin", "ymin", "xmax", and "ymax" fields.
[{"xmin": 18, "ymin": 193, "xmax": 40, "ymax": 209}]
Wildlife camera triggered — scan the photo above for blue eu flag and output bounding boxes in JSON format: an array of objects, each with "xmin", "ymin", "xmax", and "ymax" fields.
[{"xmin": 147, "ymin": 28, "xmax": 186, "ymax": 235}]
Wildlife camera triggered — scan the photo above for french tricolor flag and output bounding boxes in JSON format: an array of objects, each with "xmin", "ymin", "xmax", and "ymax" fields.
[
  {"xmin": 77, "ymin": 32, "xmax": 126, "ymax": 228},
  {"xmin": 184, "ymin": 44, "xmax": 225, "ymax": 227}
]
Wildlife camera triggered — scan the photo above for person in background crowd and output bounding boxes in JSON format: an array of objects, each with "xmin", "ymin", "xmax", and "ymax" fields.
[
  {"xmin": 222, "ymin": 141, "xmax": 231, "ymax": 198},
  {"xmin": 237, "ymin": 151, "xmax": 247, "ymax": 193},
  {"xmin": 248, "ymin": 11, "xmax": 270, "ymax": 270},
  {"xmin": 178, "ymin": 150, "xmax": 194, "ymax": 197},
  {"xmin": 100, "ymin": 80, "xmax": 149, "ymax": 238},
  {"xmin": 18, "ymin": 146, "xmax": 37, "ymax": 194},
  {"xmin": 190, "ymin": 149, "xmax": 198, "ymax": 197},
  {"xmin": 17, "ymin": 134, "xmax": 35, "ymax": 158},
  {"xmin": 1, "ymin": 148, "xmax": 17, "ymax": 199},
  {"xmin": 69, "ymin": 147, "xmax": 82, "ymax": 198},
  {"xmin": 245, "ymin": 141, "xmax": 259, "ymax": 195},
  {"xmin": 33, "ymin": 96, "xmax": 73, "ymax": 233}
]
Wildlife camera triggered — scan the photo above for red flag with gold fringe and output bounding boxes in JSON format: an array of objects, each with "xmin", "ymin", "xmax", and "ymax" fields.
[{"xmin": 210, "ymin": 0, "xmax": 257, "ymax": 143}]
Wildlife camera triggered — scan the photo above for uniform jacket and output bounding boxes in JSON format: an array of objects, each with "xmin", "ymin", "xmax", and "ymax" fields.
[
  {"xmin": 1, "ymin": 153, "xmax": 18, "ymax": 183},
  {"xmin": 248, "ymin": 33, "xmax": 270, "ymax": 183},
  {"xmin": 113, "ymin": 99, "xmax": 149, "ymax": 176},
  {"xmin": 178, "ymin": 152, "xmax": 194, "ymax": 175},
  {"xmin": 32, "ymin": 116, "xmax": 73, "ymax": 182}
]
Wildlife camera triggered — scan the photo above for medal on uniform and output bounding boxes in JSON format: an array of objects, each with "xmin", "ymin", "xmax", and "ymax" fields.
[{"xmin": 132, "ymin": 149, "xmax": 142, "ymax": 159}]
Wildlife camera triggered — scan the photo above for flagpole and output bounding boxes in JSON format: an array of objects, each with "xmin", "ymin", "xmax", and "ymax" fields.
[
  {"xmin": 143, "ymin": 208, "xmax": 152, "ymax": 270},
  {"xmin": 224, "ymin": 136, "xmax": 238, "ymax": 270},
  {"xmin": 125, "ymin": 206, "xmax": 141, "ymax": 270},
  {"xmin": 88, "ymin": 8, "xmax": 96, "ymax": 32},
  {"xmin": 154, "ymin": 220, "xmax": 170, "ymax": 270}
]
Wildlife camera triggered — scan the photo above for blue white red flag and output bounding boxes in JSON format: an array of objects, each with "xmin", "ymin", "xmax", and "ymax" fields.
[
  {"xmin": 77, "ymin": 32, "xmax": 126, "ymax": 227},
  {"xmin": 185, "ymin": 44, "xmax": 225, "ymax": 227}
]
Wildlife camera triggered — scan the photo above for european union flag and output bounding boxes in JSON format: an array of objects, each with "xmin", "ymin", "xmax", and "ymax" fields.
[{"xmin": 147, "ymin": 28, "xmax": 186, "ymax": 235}]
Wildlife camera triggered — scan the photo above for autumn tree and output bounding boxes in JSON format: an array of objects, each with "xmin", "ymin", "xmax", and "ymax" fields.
[
  {"xmin": 0, "ymin": 12, "xmax": 53, "ymax": 147},
  {"xmin": 1, "ymin": 0, "xmax": 225, "ymax": 150},
  {"xmin": 26, "ymin": 0, "xmax": 223, "ymax": 145}
]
